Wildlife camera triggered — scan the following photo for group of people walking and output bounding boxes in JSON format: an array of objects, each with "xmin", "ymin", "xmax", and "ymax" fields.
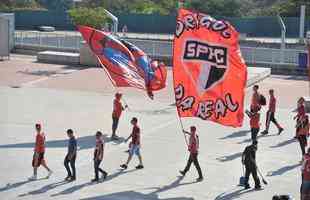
[
  {"xmin": 28, "ymin": 88, "xmax": 310, "ymax": 199},
  {"xmin": 29, "ymin": 92, "xmax": 204, "ymax": 183}
]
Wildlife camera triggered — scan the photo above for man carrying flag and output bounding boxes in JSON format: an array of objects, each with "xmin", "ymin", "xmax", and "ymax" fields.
[{"xmin": 179, "ymin": 126, "xmax": 203, "ymax": 182}]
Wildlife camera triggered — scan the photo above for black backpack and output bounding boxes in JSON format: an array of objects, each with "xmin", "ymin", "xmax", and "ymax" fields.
[{"xmin": 259, "ymin": 94, "xmax": 266, "ymax": 106}]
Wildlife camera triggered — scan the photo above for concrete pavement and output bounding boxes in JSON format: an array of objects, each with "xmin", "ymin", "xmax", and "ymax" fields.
[{"xmin": 0, "ymin": 55, "xmax": 307, "ymax": 200}]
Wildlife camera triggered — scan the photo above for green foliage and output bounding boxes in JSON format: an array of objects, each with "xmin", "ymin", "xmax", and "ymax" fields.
[
  {"xmin": 68, "ymin": 7, "xmax": 110, "ymax": 29},
  {"xmin": 0, "ymin": 0, "xmax": 43, "ymax": 11},
  {"xmin": 184, "ymin": 0, "xmax": 242, "ymax": 17}
]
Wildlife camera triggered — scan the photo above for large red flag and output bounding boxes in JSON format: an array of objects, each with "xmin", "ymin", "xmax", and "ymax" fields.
[
  {"xmin": 78, "ymin": 26, "xmax": 167, "ymax": 96},
  {"xmin": 173, "ymin": 9, "xmax": 247, "ymax": 127}
]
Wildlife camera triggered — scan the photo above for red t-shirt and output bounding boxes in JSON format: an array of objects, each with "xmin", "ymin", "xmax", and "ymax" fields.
[
  {"xmin": 112, "ymin": 99, "xmax": 123, "ymax": 118},
  {"xmin": 297, "ymin": 105, "xmax": 306, "ymax": 120},
  {"xmin": 303, "ymin": 154, "xmax": 310, "ymax": 181},
  {"xmin": 250, "ymin": 113, "xmax": 260, "ymax": 129},
  {"xmin": 131, "ymin": 125, "xmax": 140, "ymax": 145},
  {"xmin": 188, "ymin": 134, "xmax": 199, "ymax": 154},
  {"xmin": 35, "ymin": 133, "xmax": 45, "ymax": 153},
  {"xmin": 269, "ymin": 96, "xmax": 276, "ymax": 113}
]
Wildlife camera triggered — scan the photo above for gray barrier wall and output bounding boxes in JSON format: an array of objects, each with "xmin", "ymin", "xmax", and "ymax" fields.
[
  {"xmin": 0, "ymin": 13, "xmax": 15, "ymax": 51},
  {"xmin": 0, "ymin": 17, "xmax": 9, "ymax": 58}
]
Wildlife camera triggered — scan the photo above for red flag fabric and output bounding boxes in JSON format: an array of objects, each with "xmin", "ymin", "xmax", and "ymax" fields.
[
  {"xmin": 78, "ymin": 25, "xmax": 167, "ymax": 94},
  {"xmin": 173, "ymin": 9, "xmax": 247, "ymax": 127}
]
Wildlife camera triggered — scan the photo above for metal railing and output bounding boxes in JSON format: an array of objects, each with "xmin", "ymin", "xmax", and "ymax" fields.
[{"xmin": 14, "ymin": 31, "xmax": 307, "ymax": 66}]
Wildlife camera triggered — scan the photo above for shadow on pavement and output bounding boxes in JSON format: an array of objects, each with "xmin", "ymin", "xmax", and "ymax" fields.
[
  {"xmin": 147, "ymin": 176, "xmax": 197, "ymax": 194},
  {"xmin": 0, "ymin": 134, "xmax": 125, "ymax": 150},
  {"xmin": 269, "ymin": 138, "xmax": 297, "ymax": 148},
  {"xmin": 80, "ymin": 191, "xmax": 194, "ymax": 200},
  {"xmin": 0, "ymin": 180, "xmax": 29, "ymax": 192},
  {"xmin": 267, "ymin": 163, "xmax": 301, "ymax": 176},
  {"xmin": 238, "ymin": 133, "xmax": 278, "ymax": 144},
  {"xmin": 219, "ymin": 130, "xmax": 250, "ymax": 140},
  {"xmin": 80, "ymin": 176, "xmax": 196, "ymax": 200},
  {"xmin": 216, "ymin": 152, "xmax": 243, "ymax": 162},
  {"xmin": 215, "ymin": 188, "xmax": 257, "ymax": 200},
  {"xmin": 18, "ymin": 180, "xmax": 69, "ymax": 197},
  {"xmin": 51, "ymin": 169, "xmax": 137, "ymax": 196}
]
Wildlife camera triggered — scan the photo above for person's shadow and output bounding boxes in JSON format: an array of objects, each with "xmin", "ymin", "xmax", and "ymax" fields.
[
  {"xmin": 267, "ymin": 163, "xmax": 301, "ymax": 176},
  {"xmin": 219, "ymin": 130, "xmax": 250, "ymax": 140},
  {"xmin": 216, "ymin": 152, "xmax": 243, "ymax": 162},
  {"xmin": 79, "ymin": 176, "xmax": 196, "ymax": 200},
  {"xmin": 270, "ymin": 138, "xmax": 297, "ymax": 148},
  {"xmin": 214, "ymin": 187, "xmax": 258, "ymax": 200},
  {"xmin": 51, "ymin": 169, "xmax": 137, "ymax": 196},
  {"xmin": 0, "ymin": 134, "xmax": 126, "ymax": 151},
  {"xmin": 0, "ymin": 177, "xmax": 48, "ymax": 192},
  {"xmin": 18, "ymin": 180, "xmax": 69, "ymax": 197}
]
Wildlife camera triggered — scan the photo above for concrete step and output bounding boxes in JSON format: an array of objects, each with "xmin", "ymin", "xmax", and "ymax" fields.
[{"xmin": 37, "ymin": 51, "xmax": 80, "ymax": 65}]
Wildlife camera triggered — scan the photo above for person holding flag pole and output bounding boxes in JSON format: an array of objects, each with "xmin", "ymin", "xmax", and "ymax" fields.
[{"xmin": 179, "ymin": 126, "xmax": 204, "ymax": 182}]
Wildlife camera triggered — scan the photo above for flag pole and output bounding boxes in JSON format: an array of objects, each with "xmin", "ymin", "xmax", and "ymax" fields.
[{"xmin": 177, "ymin": 114, "xmax": 189, "ymax": 146}]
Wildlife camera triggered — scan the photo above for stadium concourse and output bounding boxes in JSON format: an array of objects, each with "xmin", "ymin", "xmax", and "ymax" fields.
[{"xmin": 0, "ymin": 54, "xmax": 307, "ymax": 199}]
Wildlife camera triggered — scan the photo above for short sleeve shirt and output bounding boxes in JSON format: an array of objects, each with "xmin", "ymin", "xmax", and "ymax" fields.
[
  {"xmin": 35, "ymin": 133, "xmax": 45, "ymax": 153},
  {"xmin": 68, "ymin": 137, "xmax": 77, "ymax": 154},
  {"xmin": 132, "ymin": 126, "xmax": 140, "ymax": 145}
]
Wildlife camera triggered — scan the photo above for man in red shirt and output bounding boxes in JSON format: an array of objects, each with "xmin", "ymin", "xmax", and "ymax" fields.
[
  {"xmin": 29, "ymin": 123, "xmax": 53, "ymax": 180},
  {"xmin": 249, "ymin": 106, "xmax": 261, "ymax": 142},
  {"xmin": 112, "ymin": 93, "xmax": 127, "ymax": 140},
  {"xmin": 120, "ymin": 117, "xmax": 144, "ymax": 170},
  {"xmin": 92, "ymin": 131, "xmax": 108, "ymax": 182},
  {"xmin": 251, "ymin": 85, "xmax": 261, "ymax": 113},
  {"xmin": 179, "ymin": 126, "xmax": 203, "ymax": 182},
  {"xmin": 301, "ymin": 148, "xmax": 310, "ymax": 200},
  {"xmin": 261, "ymin": 89, "xmax": 284, "ymax": 135}
]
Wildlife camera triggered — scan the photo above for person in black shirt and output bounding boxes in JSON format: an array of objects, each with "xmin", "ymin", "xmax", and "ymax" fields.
[
  {"xmin": 242, "ymin": 140, "xmax": 261, "ymax": 190},
  {"xmin": 64, "ymin": 129, "xmax": 77, "ymax": 181}
]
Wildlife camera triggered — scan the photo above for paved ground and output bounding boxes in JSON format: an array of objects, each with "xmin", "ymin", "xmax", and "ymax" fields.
[{"xmin": 0, "ymin": 55, "xmax": 308, "ymax": 200}]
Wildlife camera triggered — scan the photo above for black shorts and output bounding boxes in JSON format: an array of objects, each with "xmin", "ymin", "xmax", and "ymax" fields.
[{"xmin": 32, "ymin": 152, "xmax": 45, "ymax": 167}]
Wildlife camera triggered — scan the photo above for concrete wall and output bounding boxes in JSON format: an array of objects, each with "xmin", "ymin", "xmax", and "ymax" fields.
[{"xmin": 0, "ymin": 13, "xmax": 15, "ymax": 51}]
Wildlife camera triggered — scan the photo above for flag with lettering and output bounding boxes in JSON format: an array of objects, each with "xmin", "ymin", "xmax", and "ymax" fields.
[{"xmin": 173, "ymin": 8, "xmax": 247, "ymax": 127}]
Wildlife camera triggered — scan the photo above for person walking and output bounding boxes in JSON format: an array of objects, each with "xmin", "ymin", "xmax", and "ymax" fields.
[
  {"xmin": 112, "ymin": 92, "xmax": 127, "ymax": 140},
  {"xmin": 64, "ymin": 129, "xmax": 77, "ymax": 181},
  {"xmin": 295, "ymin": 97, "xmax": 306, "ymax": 138},
  {"xmin": 242, "ymin": 140, "xmax": 262, "ymax": 190},
  {"xmin": 301, "ymin": 148, "xmax": 310, "ymax": 200},
  {"xmin": 120, "ymin": 117, "xmax": 144, "ymax": 170},
  {"xmin": 297, "ymin": 115, "xmax": 310, "ymax": 161},
  {"xmin": 179, "ymin": 126, "xmax": 203, "ymax": 182},
  {"xmin": 261, "ymin": 89, "xmax": 284, "ymax": 135},
  {"xmin": 92, "ymin": 131, "xmax": 108, "ymax": 182},
  {"xmin": 29, "ymin": 123, "xmax": 53, "ymax": 180}
]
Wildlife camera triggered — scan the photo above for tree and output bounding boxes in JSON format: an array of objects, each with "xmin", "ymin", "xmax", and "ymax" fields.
[
  {"xmin": 68, "ymin": 7, "xmax": 110, "ymax": 29},
  {"xmin": 184, "ymin": 0, "xmax": 243, "ymax": 17}
]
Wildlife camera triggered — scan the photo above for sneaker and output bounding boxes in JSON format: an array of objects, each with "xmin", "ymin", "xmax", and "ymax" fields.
[
  {"xmin": 244, "ymin": 184, "xmax": 251, "ymax": 189},
  {"xmin": 136, "ymin": 165, "xmax": 144, "ymax": 169},
  {"xmin": 112, "ymin": 135, "xmax": 119, "ymax": 140},
  {"xmin": 102, "ymin": 172, "xmax": 108, "ymax": 180},
  {"xmin": 278, "ymin": 128, "xmax": 284, "ymax": 135},
  {"xmin": 28, "ymin": 175, "xmax": 37, "ymax": 181},
  {"xmin": 47, "ymin": 170, "xmax": 53, "ymax": 178},
  {"xmin": 261, "ymin": 130, "xmax": 268, "ymax": 135},
  {"xmin": 196, "ymin": 177, "xmax": 203, "ymax": 182},
  {"xmin": 69, "ymin": 177, "xmax": 76, "ymax": 182},
  {"xmin": 255, "ymin": 186, "xmax": 263, "ymax": 190},
  {"xmin": 91, "ymin": 178, "xmax": 99, "ymax": 182},
  {"xmin": 65, "ymin": 176, "xmax": 71, "ymax": 181},
  {"xmin": 179, "ymin": 170, "xmax": 186, "ymax": 176},
  {"xmin": 120, "ymin": 164, "xmax": 128, "ymax": 169}
]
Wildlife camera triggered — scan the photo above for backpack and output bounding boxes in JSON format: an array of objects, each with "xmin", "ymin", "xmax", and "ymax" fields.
[{"xmin": 259, "ymin": 94, "xmax": 266, "ymax": 106}]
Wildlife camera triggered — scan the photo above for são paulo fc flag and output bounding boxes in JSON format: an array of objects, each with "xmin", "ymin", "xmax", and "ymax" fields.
[{"xmin": 173, "ymin": 9, "xmax": 247, "ymax": 127}]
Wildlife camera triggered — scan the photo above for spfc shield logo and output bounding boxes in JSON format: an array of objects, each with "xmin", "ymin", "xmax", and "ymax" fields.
[{"xmin": 182, "ymin": 40, "xmax": 229, "ymax": 95}]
